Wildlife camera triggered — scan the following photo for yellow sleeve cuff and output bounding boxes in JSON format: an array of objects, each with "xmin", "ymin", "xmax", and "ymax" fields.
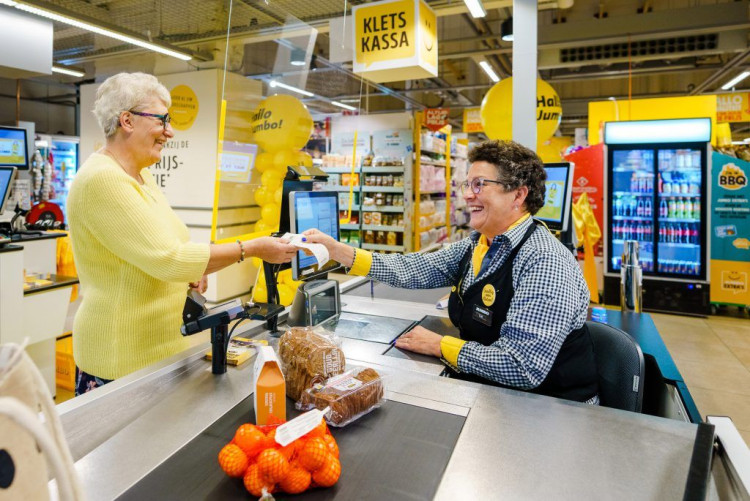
[
  {"xmin": 348, "ymin": 248, "xmax": 373, "ymax": 276},
  {"xmin": 440, "ymin": 335, "xmax": 466, "ymax": 367}
]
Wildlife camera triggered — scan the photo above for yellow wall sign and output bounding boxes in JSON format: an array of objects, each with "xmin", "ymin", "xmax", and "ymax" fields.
[
  {"xmin": 463, "ymin": 108, "xmax": 483, "ymax": 133},
  {"xmin": 711, "ymin": 260, "xmax": 750, "ymax": 305},
  {"xmin": 169, "ymin": 85, "xmax": 199, "ymax": 131},
  {"xmin": 717, "ymin": 92, "xmax": 750, "ymax": 123},
  {"xmin": 352, "ymin": 0, "xmax": 437, "ymax": 83}
]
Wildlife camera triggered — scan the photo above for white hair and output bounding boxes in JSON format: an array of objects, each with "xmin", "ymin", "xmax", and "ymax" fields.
[{"xmin": 92, "ymin": 72, "xmax": 171, "ymax": 138}]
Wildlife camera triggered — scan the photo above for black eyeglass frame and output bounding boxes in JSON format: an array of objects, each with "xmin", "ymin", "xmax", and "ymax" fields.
[
  {"xmin": 127, "ymin": 110, "xmax": 172, "ymax": 127},
  {"xmin": 459, "ymin": 177, "xmax": 507, "ymax": 194}
]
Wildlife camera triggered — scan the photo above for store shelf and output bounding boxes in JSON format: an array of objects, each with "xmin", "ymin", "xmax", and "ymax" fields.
[
  {"xmin": 362, "ymin": 225, "xmax": 404, "ymax": 232},
  {"xmin": 359, "ymin": 205, "xmax": 404, "ymax": 213},
  {"xmin": 420, "ymin": 147, "xmax": 445, "ymax": 155},
  {"xmin": 419, "ymin": 160, "xmax": 446, "ymax": 167},
  {"xmin": 419, "ymin": 189, "xmax": 446, "ymax": 195},
  {"xmin": 326, "ymin": 185, "xmax": 360, "ymax": 191},
  {"xmin": 658, "ymin": 193, "xmax": 701, "ymax": 198},
  {"xmin": 658, "ymin": 217, "xmax": 700, "ymax": 223},
  {"xmin": 613, "ymin": 191, "xmax": 653, "ymax": 196},
  {"xmin": 612, "ymin": 215, "xmax": 651, "ymax": 221},
  {"xmin": 322, "ymin": 167, "xmax": 360, "ymax": 174},
  {"xmin": 363, "ymin": 166, "xmax": 405, "ymax": 173},
  {"xmin": 362, "ymin": 243, "xmax": 405, "ymax": 252},
  {"xmin": 362, "ymin": 186, "xmax": 403, "ymax": 193},
  {"xmin": 419, "ymin": 224, "xmax": 446, "ymax": 232},
  {"xmin": 657, "ymin": 242, "xmax": 701, "ymax": 248},
  {"xmin": 341, "ymin": 223, "xmax": 361, "ymax": 230}
]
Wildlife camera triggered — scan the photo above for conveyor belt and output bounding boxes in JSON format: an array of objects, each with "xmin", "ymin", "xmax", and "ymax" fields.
[{"xmin": 118, "ymin": 396, "xmax": 465, "ymax": 500}]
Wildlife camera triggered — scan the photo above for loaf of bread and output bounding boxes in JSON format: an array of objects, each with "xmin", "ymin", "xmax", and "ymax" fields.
[
  {"xmin": 297, "ymin": 367, "xmax": 385, "ymax": 426},
  {"xmin": 278, "ymin": 327, "xmax": 345, "ymax": 400}
]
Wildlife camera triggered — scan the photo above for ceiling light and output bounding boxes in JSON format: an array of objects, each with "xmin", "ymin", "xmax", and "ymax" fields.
[
  {"xmin": 5, "ymin": 0, "xmax": 192, "ymax": 61},
  {"xmin": 478, "ymin": 60, "xmax": 500, "ymax": 83},
  {"xmin": 721, "ymin": 71, "xmax": 750, "ymax": 91},
  {"xmin": 339, "ymin": 98, "xmax": 361, "ymax": 103},
  {"xmin": 463, "ymin": 0, "xmax": 486, "ymax": 18},
  {"xmin": 501, "ymin": 17, "xmax": 513, "ymax": 42},
  {"xmin": 269, "ymin": 80, "xmax": 314, "ymax": 97},
  {"xmin": 290, "ymin": 48, "xmax": 306, "ymax": 67},
  {"xmin": 51, "ymin": 65, "xmax": 84, "ymax": 77},
  {"xmin": 331, "ymin": 101, "xmax": 357, "ymax": 111}
]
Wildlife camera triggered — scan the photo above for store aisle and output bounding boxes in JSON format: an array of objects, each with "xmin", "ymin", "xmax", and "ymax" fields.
[{"xmin": 652, "ymin": 312, "xmax": 750, "ymax": 447}]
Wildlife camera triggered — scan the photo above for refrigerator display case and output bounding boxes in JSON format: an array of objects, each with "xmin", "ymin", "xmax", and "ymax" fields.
[
  {"xmin": 603, "ymin": 118, "xmax": 711, "ymax": 314},
  {"xmin": 37, "ymin": 134, "xmax": 79, "ymax": 218}
]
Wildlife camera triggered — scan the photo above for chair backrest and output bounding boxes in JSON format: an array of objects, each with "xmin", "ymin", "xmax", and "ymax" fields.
[{"xmin": 586, "ymin": 320, "xmax": 645, "ymax": 413}]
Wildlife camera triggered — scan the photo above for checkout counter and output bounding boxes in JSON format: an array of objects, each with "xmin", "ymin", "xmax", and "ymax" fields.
[{"xmin": 53, "ymin": 275, "xmax": 750, "ymax": 500}]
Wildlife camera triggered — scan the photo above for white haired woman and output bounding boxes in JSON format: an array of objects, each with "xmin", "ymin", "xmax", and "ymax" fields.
[{"xmin": 67, "ymin": 72, "xmax": 296, "ymax": 395}]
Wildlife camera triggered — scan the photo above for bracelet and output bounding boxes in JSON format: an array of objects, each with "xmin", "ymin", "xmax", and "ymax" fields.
[{"xmin": 236, "ymin": 240, "xmax": 245, "ymax": 263}]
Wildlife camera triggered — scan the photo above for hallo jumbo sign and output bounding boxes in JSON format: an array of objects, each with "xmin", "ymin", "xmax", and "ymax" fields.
[{"xmin": 352, "ymin": 0, "xmax": 437, "ymax": 83}]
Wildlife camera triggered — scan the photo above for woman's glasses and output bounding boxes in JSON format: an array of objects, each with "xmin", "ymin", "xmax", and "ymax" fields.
[
  {"xmin": 459, "ymin": 178, "xmax": 505, "ymax": 194},
  {"xmin": 129, "ymin": 110, "xmax": 172, "ymax": 128}
]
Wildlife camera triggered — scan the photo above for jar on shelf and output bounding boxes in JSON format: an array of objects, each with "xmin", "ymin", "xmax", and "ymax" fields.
[
  {"xmin": 385, "ymin": 194, "xmax": 394, "ymax": 205},
  {"xmin": 371, "ymin": 212, "xmax": 382, "ymax": 225},
  {"xmin": 364, "ymin": 230, "xmax": 375, "ymax": 244},
  {"xmin": 387, "ymin": 231, "xmax": 397, "ymax": 246},
  {"xmin": 363, "ymin": 212, "xmax": 372, "ymax": 225},
  {"xmin": 374, "ymin": 193, "xmax": 385, "ymax": 206},
  {"xmin": 376, "ymin": 231, "xmax": 387, "ymax": 244}
]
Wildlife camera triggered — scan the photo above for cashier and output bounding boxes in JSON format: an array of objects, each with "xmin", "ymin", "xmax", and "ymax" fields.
[
  {"xmin": 304, "ymin": 140, "xmax": 598, "ymax": 403},
  {"xmin": 68, "ymin": 72, "xmax": 297, "ymax": 395}
]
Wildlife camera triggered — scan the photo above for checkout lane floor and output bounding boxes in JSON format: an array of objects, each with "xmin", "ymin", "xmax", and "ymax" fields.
[{"xmin": 55, "ymin": 299, "xmax": 750, "ymax": 447}]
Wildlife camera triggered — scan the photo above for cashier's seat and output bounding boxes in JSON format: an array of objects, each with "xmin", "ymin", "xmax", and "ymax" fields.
[{"xmin": 586, "ymin": 321, "xmax": 645, "ymax": 413}]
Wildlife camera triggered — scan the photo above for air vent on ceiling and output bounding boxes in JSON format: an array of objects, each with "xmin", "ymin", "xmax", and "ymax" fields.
[{"xmin": 560, "ymin": 34, "xmax": 718, "ymax": 63}]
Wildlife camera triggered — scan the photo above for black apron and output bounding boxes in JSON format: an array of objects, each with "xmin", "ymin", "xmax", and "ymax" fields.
[{"xmin": 446, "ymin": 222, "xmax": 598, "ymax": 403}]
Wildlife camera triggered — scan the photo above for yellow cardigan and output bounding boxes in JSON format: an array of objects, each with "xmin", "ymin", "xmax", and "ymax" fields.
[{"xmin": 67, "ymin": 153, "xmax": 210, "ymax": 379}]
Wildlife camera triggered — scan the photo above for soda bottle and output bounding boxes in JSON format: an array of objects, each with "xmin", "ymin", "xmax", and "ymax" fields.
[
  {"xmin": 637, "ymin": 198, "xmax": 644, "ymax": 217},
  {"xmin": 690, "ymin": 224, "xmax": 699, "ymax": 245},
  {"xmin": 659, "ymin": 199, "xmax": 668, "ymax": 218},
  {"xmin": 636, "ymin": 222, "xmax": 642, "ymax": 241},
  {"xmin": 646, "ymin": 175, "xmax": 653, "ymax": 193},
  {"xmin": 658, "ymin": 173, "xmax": 663, "ymax": 193},
  {"xmin": 659, "ymin": 225, "xmax": 665, "ymax": 242},
  {"xmin": 668, "ymin": 198, "xmax": 676, "ymax": 218},
  {"xmin": 644, "ymin": 198, "xmax": 652, "ymax": 217},
  {"xmin": 684, "ymin": 199, "xmax": 693, "ymax": 220},
  {"xmin": 692, "ymin": 200, "xmax": 700, "ymax": 219},
  {"xmin": 668, "ymin": 224, "xmax": 675, "ymax": 243},
  {"xmin": 615, "ymin": 197, "xmax": 622, "ymax": 216},
  {"xmin": 681, "ymin": 223, "xmax": 689, "ymax": 244},
  {"xmin": 645, "ymin": 223, "xmax": 652, "ymax": 241},
  {"xmin": 612, "ymin": 221, "xmax": 619, "ymax": 241},
  {"xmin": 677, "ymin": 198, "xmax": 685, "ymax": 219},
  {"xmin": 631, "ymin": 172, "xmax": 638, "ymax": 192},
  {"xmin": 629, "ymin": 198, "xmax": 637, "ymax": 217}
]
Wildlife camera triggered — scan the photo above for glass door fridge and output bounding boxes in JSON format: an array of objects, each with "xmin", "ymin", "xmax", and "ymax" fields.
[{"xmin": 603, "ymin": 118, "xmax": 711, "ymax": 314}]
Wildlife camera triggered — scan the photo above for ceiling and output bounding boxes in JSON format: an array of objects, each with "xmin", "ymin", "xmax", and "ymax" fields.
[{"xmin": 4, "ymin": 0, "xmax": 750, "ymax": 136}]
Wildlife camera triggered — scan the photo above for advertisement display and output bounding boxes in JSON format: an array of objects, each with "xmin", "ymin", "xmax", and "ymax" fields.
[
  {"xmin": 710, "ymin": 152, "xmax": 750, "ymax": 306},
  {"xmin": 463, "ymin": 108, "xmax": 483, "ymax": 133},
  {"xmin": 716, "ymin": 92, "xmax": 750, "ymax": 123},
  {"xmin": 565, "ymin": 144, "xmax": 604, "ymax": 255}
]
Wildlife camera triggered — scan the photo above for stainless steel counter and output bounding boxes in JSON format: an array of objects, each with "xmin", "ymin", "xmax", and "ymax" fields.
[{"xmin": 56, "ymin": 289, "xmax": 703, "ymax": 500}]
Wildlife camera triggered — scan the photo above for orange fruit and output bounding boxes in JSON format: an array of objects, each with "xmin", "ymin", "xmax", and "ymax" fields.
[
  {"xmin": 218, "ymin": 443, "xmax": 249, "ymax": 478},
  {"xmin": 278, "ymin": 439, "xmax": 299, "ymax": 461},
  {"xmin": 322, "ymin": 434, "xmax": 339, "ymax": 459},
  {"xmin": 256, "ymin": 448, "xmax": 291, "ymax": 483},
  {"xmin": 279, "ymin": 466, "xmax": 311, "ymax": 494},
  {"xmin": 298, "ymin": 437, "xmax": 329, "ymax": 472},
  {"xmin": 305, "ymin": 418, "xmax": 328, "ymax": 439},
  {"xmin": 234, "ymin": 424, "xmax": 268, "ymax": 459},
  {"xmin": 312, "ymin": 456, "xmax": 341, "ymax": 487},
  {"xmin": 266, "ymin": 414, "xmax": 286, "ymax": 426},
  {"xmin": 243, "ymin": 463, "xmax": 275, "ymax": 497}
]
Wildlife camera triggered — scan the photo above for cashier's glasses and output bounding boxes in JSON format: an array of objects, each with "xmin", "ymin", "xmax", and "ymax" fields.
[
  {"xmin": 127, "ymin": 110, "xmax": 172, "ymax": 128},
  {"xmin": 460, "ymin": 178, "xmax": 506, "ymax": 195}
]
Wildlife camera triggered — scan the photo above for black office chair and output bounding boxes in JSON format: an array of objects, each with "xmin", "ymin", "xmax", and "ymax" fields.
[{"xmin": 586, "ymin": 320, "xmax": 645, "ymax": 413}]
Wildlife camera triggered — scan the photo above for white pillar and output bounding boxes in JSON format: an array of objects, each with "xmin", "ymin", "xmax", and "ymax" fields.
[{"xmin": 512, "ymin": 0, "xmax": 538, "ymax": 151}]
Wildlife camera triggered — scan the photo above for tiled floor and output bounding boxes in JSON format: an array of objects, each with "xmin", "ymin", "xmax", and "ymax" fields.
[{"xmin": 650, "ymin": 309, "xmax": 750, "ymax": 447}]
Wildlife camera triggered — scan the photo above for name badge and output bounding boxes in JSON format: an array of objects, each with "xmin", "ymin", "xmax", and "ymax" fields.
[{"xmin": 472, "ymin": 304, "xmax": 493, "ymax": 326}]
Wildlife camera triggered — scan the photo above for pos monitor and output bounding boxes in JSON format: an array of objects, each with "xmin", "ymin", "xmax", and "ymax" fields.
[
  {"xmin": 0, "ymin": 126, "xmax": 29, "ymax": 169},
  {"xmin": 536, "ymin": 162, "xmax": 575, "ymax": 232},
  {"xmin": 288, "ymin": 191, "xmax": 342, "ymax": 281},
  {"xmin": 0, "ymin": 166, "xmax": 17, "ymax": 216}
]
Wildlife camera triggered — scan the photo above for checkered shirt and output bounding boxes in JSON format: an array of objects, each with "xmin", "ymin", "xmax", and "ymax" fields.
[{"xmin": 370, "ymin": 217, "xmax": 597, "ymax": 403}]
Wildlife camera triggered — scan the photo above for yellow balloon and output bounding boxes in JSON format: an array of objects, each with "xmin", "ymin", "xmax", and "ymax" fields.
[
  {"xmin": 252, "ymin": 95, "xmax": 313, "ymax": 153},
  {"xmin": 480, "ymin": 78, "xmax": 562, "ymax": 142},
  {"xmin": 255, "ymin": 220, "xmax": 271, "ymax": 233},
  {"xmin": 254, "ymin": 186, "xmax": 271, "ymax": 206},
  {"xmin": 251, "ymin": 257, "xmax": 263, "ymax": 268},
  {"xmin": 279, "ymin": 269, "xmax": 293, "ymax": 284},
  {"xmin": 537, "ymin": 136, "xmax": 573, "ymax": 163},
  {"xmin": 273, "ymin": 186, "xmax": 283, "ymax": 204},
  {"xmin": 253, "ymin": 282, "xmax": 267, "ymax": 302},
  {"xmin": 273, "ymin": 150, "xmax": 298, "ymax": 172},
  {"xmin": 254, "ymin": 152, "xmax": 274, "ymax": 173},
  {"xmin": 260, "ymin": 169, "xmax": 283, "ymax": 190},
  {"xmin": 298, "ymin": 151, "xmax": 313, "ymax": 168},
  {"xmin": 278, "ymin": 283, "xmax": 296, "ymax": 306},
  {"xmin": 261, "ymin": 203, "xmax": 281, "ymax": 225}
]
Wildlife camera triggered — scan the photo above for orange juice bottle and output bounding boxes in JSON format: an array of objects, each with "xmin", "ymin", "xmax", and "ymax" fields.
[{"xmin": 253, "ymin": 346, "xmax": 286, "ymax": 425}]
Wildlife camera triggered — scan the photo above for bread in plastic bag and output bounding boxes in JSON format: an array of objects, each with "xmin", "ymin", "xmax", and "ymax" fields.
[
  {"xmin": 278, "ymin": 326, "xmax": 345, "ymax": 401},
  {"xmin": 296, "ymin": 367, "xmax": 385, "ymax": 427}
]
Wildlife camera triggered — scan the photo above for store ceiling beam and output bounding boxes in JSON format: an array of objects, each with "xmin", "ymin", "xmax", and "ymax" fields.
[{"xmin": 689, "ymin": 47, "xmax": 750, "ymax": 95}]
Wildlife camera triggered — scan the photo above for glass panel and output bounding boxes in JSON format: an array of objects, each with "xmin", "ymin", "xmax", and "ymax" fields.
[
  {"xmin": 656, "ymin": 148, "xmax": 702, "ymax": 277},
  {"xmin": 610, "ymin": 149, "xmax": 655, "ymax": 273}
]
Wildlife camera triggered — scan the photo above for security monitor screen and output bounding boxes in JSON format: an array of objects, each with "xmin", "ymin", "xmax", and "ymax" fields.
[
  {"xmin": 289, "ymin": 191, "xmax": 340, "ymax": 280},
  {"xmin": 536, "ymin": 163, "xmax": 573, "ymax": 231},
  {"xmin": 0, "ymin": 127, "xmax": 28, "ymax": 168}
]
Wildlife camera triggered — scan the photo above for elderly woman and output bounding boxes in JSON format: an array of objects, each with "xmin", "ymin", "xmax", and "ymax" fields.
[
  {"xmin": 68, "ymin": 72, "xmax": 297, "ymax": 395},
  {"xmin": 305, "ymin": 140, "xmax": 598, "ymax": 403}
]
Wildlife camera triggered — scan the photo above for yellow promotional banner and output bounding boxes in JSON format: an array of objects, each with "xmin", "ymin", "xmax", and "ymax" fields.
[
  {"xmin": 711, "ymin": 261, "xmax": 750, "ymax": 305},
  {"xmin": 352, "ymin": 0, "xmax": 437, "ymax": 83},
  {"xmin": 717, "ymin": 92, "xmax": 750, "ymax": 123},
  {"xmin": 463, "ymin": 108, "xmax": 483, "ymax": 133}
]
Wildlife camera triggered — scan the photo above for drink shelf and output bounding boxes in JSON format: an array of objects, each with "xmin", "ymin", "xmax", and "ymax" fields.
[
  {"xmin": 658, "ymin": 193, "xmax": 701, "ymax": 197},
  {"xmin": 612, "ymin": 215, "xmax": 651, "ymax": 221},
  {"xmin": 657, "ymin": 242, "xmax": 700, "ymax": 248},
  {"xmin": 613, "ymin": 167, "xmax": 651, "ymax": 172},
  {"xmin": 658, "ymin": 218, "xmax": 700, "ymax": 223},
  {"xmin": 613, "ymin": 191, "xmax": 654, "ymax": 196}
]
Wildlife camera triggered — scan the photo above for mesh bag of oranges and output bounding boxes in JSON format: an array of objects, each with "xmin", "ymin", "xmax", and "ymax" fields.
[{"xmin": 218, "ymin": 410, "xmax": 341, "ymax": 498}]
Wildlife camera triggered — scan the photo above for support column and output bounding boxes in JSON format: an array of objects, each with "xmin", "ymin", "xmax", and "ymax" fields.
[{"xmin": 512, "ymin": 0, "xmax": 538, "ymax": 151}]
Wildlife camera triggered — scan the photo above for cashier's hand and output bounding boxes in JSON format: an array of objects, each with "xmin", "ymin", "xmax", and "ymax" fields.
[
  {"xmin": 395, "ymin": 326, "xmax": 442, "ymax": 358},
  {"xmin": 301, "ymin": 229, "xmax": 350, "ymax": 264},
  {"xmin": 189, "ymin": 274, "xmax": 208, "ymax": 294},
  {"xmin": 246, "ymin": 237, "xmax": 298, "ymax": 264}
]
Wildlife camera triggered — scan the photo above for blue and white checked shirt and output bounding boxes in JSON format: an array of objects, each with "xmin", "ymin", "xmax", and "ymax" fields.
[{"xmin": 368, "ymin": 217, "xmax": 596, "ymax": 402}]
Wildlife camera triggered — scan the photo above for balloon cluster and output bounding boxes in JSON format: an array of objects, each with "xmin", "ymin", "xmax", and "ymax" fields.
[
  {"xmin": 252, "ymin": 260, "xmax": 304, "ymax": 307},
  {"xmin": 250, "ymin": 94, "xmax": 315, "ymax": 305}
]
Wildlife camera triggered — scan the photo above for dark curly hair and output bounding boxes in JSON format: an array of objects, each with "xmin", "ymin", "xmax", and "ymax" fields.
[{"xmin": 468, "ymin": 140, "xmax": 547, "ymax": 214}]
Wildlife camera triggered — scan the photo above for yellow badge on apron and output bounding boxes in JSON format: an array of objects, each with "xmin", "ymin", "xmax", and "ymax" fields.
[
  {"xmin": 451, "ymin": 286, "xmax": 457, "ymax": 292},
  {"xmin": 481, "ymin": 284, "xmax": 496, "ymax": 307}
]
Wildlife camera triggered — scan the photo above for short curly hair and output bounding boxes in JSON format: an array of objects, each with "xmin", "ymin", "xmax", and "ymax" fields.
[
  {"xmin": 93, "ymin": 72, "xmax": 171, "ymax": 138},
  {"xmin": 468, "ymin": 140, "xmax": 547, "ymax": 214}
]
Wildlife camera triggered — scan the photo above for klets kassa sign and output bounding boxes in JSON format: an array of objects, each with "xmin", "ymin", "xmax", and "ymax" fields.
[{"xmin": 352, "ymin": 0, "xmax": 437, "ymax": 83}]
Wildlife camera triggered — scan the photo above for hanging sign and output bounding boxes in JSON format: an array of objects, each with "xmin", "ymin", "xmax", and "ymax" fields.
[
  {"xmin": 423, "ymin": 108, "xmax": 449, "ymax": 132},
  {"xmin": 710, "ymin": 152, "xmax": 750, "ymax": 306},
  {"xmin": 463, "ymin": 108, "xmax": 483, "ymax": 133},
  {"xmin": 716, "ymin": 92, "xmax": 750, "ymax": 123},
  {"xmin": 352, "ymin": 0, "xmax": 437, "ymax": 83}
]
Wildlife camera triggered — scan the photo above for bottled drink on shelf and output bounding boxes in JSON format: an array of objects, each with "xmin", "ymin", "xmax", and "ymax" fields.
[
  {"xmin": 677, "ymin": 198, "xmax": 685, "ymax": 219},
  {"xmin": 646, "ymin": 175, "xmax": 653, "ymax": 193},
  {"xmin": 644, "ymin": 198, "xmax": 652, "ymax": 217},
  {"xmin": 629, "ymin": 198, "xmax": 637, "ymax": 217},
  {"xmin": 659, "ymin": 199, "xmax": 668, "ymax": 218},
  {"xmin": 614, "ymin": 197, "xmax": 622, "ymax": 216},
  {"xmin": 668, "ymin": 198, "xmax": 676, "ymax": 218},
  {"xmin": 659, "ymin": 225, "xmax": 666, "ymax": 242},
  {"xmin": 692, "ymin": 200, "xmax": 700, "ymax": 219},
  {"xmin": 636, "ymin": 198, "xmax": 644, "ymax": 217},
  {"xmin": 630, "ymin": 173, "xmax": 638, "ymax": 192},
  {"xmin": 690, "ymin": 224, "xmax": 699, "ymax": 245},
  {"xmin": 684, "ymin": 199, "xmax": 693, "ymax": 220},
  {"xmin": 657, "ymin": 173, "xmax": 663, "ymax": 193}
]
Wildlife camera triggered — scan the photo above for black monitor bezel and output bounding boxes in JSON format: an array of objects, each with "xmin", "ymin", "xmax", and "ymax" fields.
[
  {"xmin": 0, "ymin": 126, "xmax": 29, "ymax": 170},
  {"xmin": 0, "ymin": 166, "xmax": 17, "ymax": 216},
  {"xmin": 288, "ymin": 190, "xmax": 342, "ymax": 281},
  {"xmin": 536, "ymin": 161, "xmax": 574, "ymax": 232}
]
